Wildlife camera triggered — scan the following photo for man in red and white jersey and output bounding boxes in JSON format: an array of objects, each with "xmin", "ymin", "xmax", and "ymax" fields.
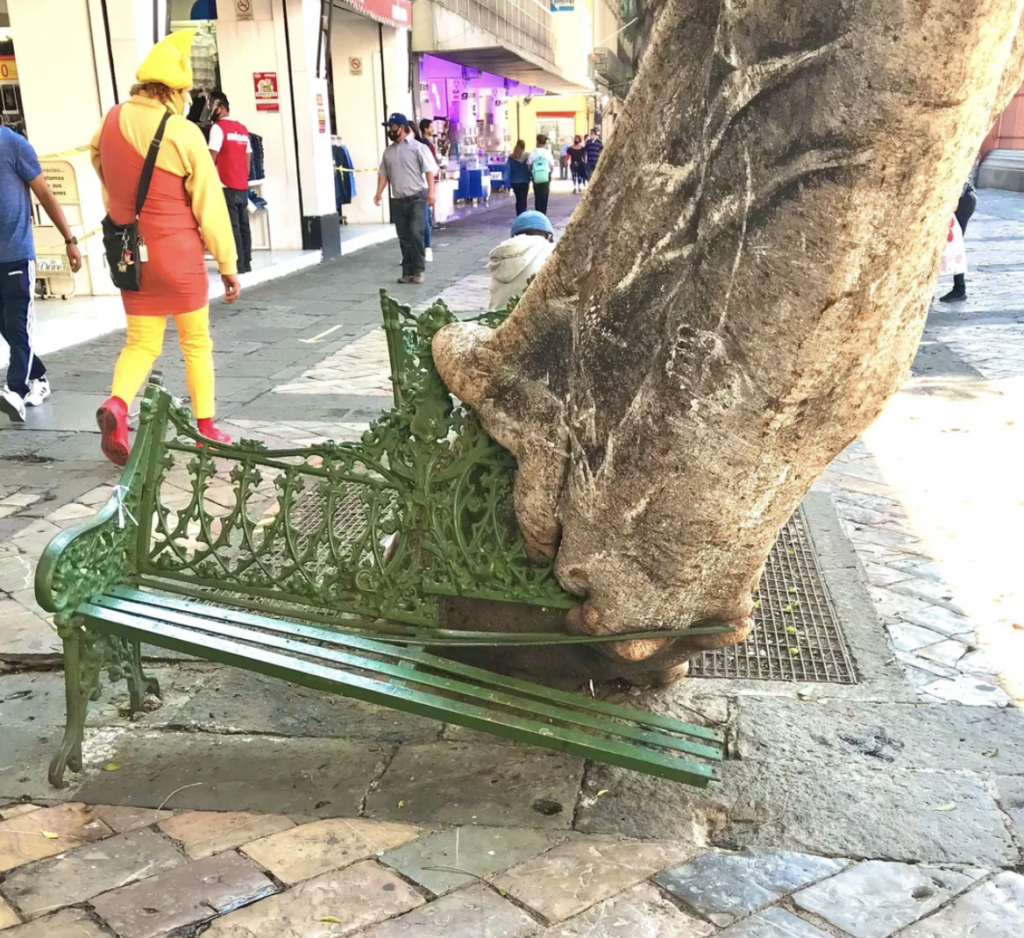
[{"xmin": 208, "ymin": 92, "xmax": 253, "ymax": 274}]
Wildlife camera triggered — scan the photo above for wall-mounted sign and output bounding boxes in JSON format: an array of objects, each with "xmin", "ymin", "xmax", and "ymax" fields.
[
  {"xmin": 0, "ymin": 56, "xmax": 18, "ymax": 81},
  {"xmin": 318, "ymin": 109, "xmax": 327, "ymax": 134},
  {"xmin": 349, "ymin": 57, "xmax": 363, "ymax": 76},
  {"xmin": 254, "ymin": 72, "xmax": 279, "ymax": 112},
  {"xmin": 236, "ymin": 0, "xmax": 254, "ymax": 20},
  {"xmin": 550, "ymin": 0, "xmax": 575, "ymax": 10},
  {"xmin": 40, "ymin": 161, "xmax": 78, "ymax": 202}
]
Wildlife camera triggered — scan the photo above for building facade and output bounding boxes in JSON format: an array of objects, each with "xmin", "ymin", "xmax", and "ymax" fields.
[{"xmin": 0, "ymin": 0, "xmax": 414, "ymax": 297}]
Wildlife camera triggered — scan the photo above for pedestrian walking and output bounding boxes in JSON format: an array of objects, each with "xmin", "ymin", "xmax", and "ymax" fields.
[
  {"xmin": 584, "ymin": 128, "xmax": 604, "ymax": 183},
  {"xmin": 568, "ymin": 135, "xmax": 587, "ymax": 193},
  {"xmin": 504, "ymin": 139, "xmax": 531, "ymax": 215},
  {"xmin": 488, "ymin": 210, "xmax": 556, "ymax": 310},
  {"xmin": 940, "ymin": 177, "xmax": 978, "ymax": 303},
  {"xmin": 90, "ymin": 30, "xmax": 240, "ymax": 466},
  {"xmin": 208, "ymin": 91, "xmax": 252, "ymax": 274},
  {"xmin": 420, "ymin": 118, "xmax": 445, "ymax": 234},
  {"xmin": 527, "ymin": 135, "xmax": 554, "ymax": 215},
  {"xmin": 559, "ymin": 139, "xmax": 569, "ymax": 180},
  {"xmin": 0, "ymin": 127, "xmax": 83, "ymax": 422},
  {"xmin": 375, "ymin": 113, "xmax": 438, "ymax": 285}
]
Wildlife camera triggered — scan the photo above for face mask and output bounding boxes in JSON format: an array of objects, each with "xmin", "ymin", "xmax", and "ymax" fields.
[
  {"xmin": 387, "ymin": 129, "xmax": 400, "ymax": 142},
  {"xmin": 167, "ymin": 89, "xmax": 190, "ymax": 116}
]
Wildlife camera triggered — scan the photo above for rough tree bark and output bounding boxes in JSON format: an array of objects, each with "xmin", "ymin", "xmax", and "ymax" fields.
[{"xmin": 434, "ymin": 0, "xmax": 1024, "ymax": 683}]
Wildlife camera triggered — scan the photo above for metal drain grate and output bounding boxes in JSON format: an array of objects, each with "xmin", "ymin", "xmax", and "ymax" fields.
[{"xmin": 689, "ymin": 508, "xmax": 857, "ymax": 684}]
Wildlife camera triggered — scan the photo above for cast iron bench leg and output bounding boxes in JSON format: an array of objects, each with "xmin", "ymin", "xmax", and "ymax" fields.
[
  {"xmin": 49, "ymin": 631, "xmax": 91, "ymax": 788},
  {"xmin": 126, "ymin": 639, "xmax": 161, "ymax": 715}
]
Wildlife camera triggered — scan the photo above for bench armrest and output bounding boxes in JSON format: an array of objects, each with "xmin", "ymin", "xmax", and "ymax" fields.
[{"xmin": 35, "ymin": 385, "xmax": 161, "ymax": 622}]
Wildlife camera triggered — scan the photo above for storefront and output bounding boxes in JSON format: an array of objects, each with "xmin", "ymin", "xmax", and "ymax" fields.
[{"xmin": 328, "ymin": 0, "xmax": 413, "ymax": 225}]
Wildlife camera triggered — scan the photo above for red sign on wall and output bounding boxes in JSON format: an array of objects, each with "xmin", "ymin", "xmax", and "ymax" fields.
[{"xmin": 253, "ymin": 72, "xmax": 279, "ymax": 112}]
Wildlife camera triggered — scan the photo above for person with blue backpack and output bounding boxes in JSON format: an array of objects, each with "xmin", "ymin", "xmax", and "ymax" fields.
[{"xmin": 527, "ymin": 134, "xmax": 554, "ymax": 215}]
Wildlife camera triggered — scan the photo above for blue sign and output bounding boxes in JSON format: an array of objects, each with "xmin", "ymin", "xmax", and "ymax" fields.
[{"xmin": 550, "ymin": 0, "xmax": 575, "ymax": 10}]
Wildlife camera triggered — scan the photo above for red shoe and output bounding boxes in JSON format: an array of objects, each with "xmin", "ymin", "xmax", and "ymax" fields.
[
  {"xmin": 196, "ymin": 418, "xmax": 232, "ymax": 446},
  {"xmin": 96, "ymin": 397, "xmax": 130, "ymax": 467}
]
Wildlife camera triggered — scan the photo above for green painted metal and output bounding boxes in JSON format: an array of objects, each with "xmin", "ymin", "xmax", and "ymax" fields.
[
  {"xmin": 34, "ymin": 293, "xmax": 727, "ymax": 789},
  {"xmin": 79, "ymin": 599, "xmax": 720, "ymax": 786}
]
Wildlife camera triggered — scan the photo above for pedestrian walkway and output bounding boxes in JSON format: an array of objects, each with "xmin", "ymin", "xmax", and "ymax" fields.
[{"xmin": 1, "ymin": 186, "xmax": 1024, "ymax": 937}]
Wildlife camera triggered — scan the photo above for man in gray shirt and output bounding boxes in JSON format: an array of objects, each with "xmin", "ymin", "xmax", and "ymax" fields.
[{"xmin": 375, "ymin": 113, "xmax": 438, "ymax": 284}]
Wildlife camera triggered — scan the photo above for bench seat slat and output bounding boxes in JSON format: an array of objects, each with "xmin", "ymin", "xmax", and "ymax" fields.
[
  {"xmin": 79, "ymin": 601, "xmax": 719, "ymax": 786},
  {"xmin": 88, "ymin": 593, "xmax": 723, "ymax": 763},
  {"xmin": 109, "ymin": 584, "xmax": 724, "ymax": 744}
]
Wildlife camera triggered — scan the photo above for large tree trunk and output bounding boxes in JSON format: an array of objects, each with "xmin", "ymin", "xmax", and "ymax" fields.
[{"xmin": 434, "ymin": 0, "xmax": 1024, "ymax": 681}]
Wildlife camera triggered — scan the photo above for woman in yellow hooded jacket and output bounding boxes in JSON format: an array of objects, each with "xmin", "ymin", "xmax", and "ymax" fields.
[{"xmin": 90, "ymin": 30, "xmax": 239, "ymax": 466}]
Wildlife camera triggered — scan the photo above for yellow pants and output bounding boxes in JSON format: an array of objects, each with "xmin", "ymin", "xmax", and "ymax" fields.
[{"xmin": 111, "ymin": 307, "xmax": 216, "ymax": 419}]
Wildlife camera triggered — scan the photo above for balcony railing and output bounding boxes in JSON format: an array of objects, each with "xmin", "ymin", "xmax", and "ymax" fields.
[{"xmin": 431, "ymin": 0, "xmax": 556, "ymax": 64}]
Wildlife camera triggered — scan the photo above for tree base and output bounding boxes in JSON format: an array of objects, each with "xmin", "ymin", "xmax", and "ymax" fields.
[{"xmin": 437, "ymin": 598, "xmax": 752, "ymax": 689}]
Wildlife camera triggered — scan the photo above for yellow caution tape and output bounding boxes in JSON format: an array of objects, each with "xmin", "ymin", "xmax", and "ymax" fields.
[
  {"xmin": 336, "ymin": 166, "xmax": 380, "ymax": 174},
  {"xmin": 38, "ymin": 144, "xmax": 92, "ymax": 160}
]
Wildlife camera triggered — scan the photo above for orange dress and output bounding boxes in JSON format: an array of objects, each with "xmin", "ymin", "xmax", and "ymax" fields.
[{"xmin": 98, "ymin": 104, "xmax": 209, "ymax": 316}]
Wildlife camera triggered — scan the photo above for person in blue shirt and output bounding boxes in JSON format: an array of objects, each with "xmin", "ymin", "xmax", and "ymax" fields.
[
  {"xmin": 503, "ymin": 139, "xmax": 532, "ymax": 215},
  {"xmin": 584, "ymin": 129, "xmax": 604, "ymax": 182},
  {"xmin": 0, "ymin": 127, "xmax": 82, "ymax": 422}
]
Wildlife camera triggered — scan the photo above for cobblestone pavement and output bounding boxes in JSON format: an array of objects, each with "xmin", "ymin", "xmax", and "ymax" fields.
[{"xmin": 2, "ymin": 186, "xmax": 1024, "ymax": 936}]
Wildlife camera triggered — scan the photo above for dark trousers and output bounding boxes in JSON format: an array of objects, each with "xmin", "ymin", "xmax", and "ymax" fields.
[
  {"xmin": 421, "ymin": 189, "xmax": 431, "ymax": 249},
  {"xmin": 224, "ymin": 188, "xmax": 252, "ymax": 273},
  {"xmin": 393, "ymin": 195, "xmax": 427, "ymax": 276},
  {"xmin": 571, "ymin": 164, "xmax": 586, "ymax": 187},
  {"xmin": 953, "ymin": 189, "xmax": 978, "ymax": 289},
  {"xmin": 586, "ymin": 163, "xmax": 597, "ymax": 182},
  {"xmin": 512, "ymin": 182, "xmax": 530, "ymax": 215},
  {"xmin": 533, "ymin": 182, "xmax": 550, "ymax": 215},
  {"xmin": 0, "ymin": 258, "xmax": 44, "ymax": 397}
]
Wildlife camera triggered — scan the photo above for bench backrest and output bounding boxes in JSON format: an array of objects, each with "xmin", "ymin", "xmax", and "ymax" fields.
[{"xmin": 130, "ymin": 294, "xmax": 573, "ymax": 627}]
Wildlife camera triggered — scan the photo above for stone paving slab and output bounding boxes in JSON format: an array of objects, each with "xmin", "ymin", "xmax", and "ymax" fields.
[
  {"xmin": 735, "ymin": 698, "xmax": 1024, "ymax": 773},
  {"xmin": 240, "ymin": 817, "xmax": 419, "ymax": 885},
  {"xmin": 201, "ymin": 859, "xmax": 425, "ymax": 937},
  {"xmin": 534, "ymin": 882, "xmax": 716, "ymax": 937},
  {"xmin": 792, "ymin": 860, "xmax": 985, "ymax": 938},
  {"xmin": 0, "ymin": 725, "xmax": 67, "ymax": 801},
  {"xmin": 716, "ymin": 906, "xmax": 831, "ymax": 937},
  {"xmin": 0, "ymin": 828, "xmax": 185, "ymax": 919},
  {"xmin": 364, "ymin": 742, "xmax": 584, "ymax": 829},
  {"xmin": 167, "ymin": 669, "xmax": 440, "ymax": 742},
  {"xmin": 91, "ymin": 804, "xmax": 173, "ymax": 833},
  {"xmin": 0, "ymin": 907, "xmax": 109, "ymax": 938},
  {"xmin": 491, "ymin": 841, "xmax": 694, "ymax": 923},
  {"xmin": 0, "ymin": 895, "xmax": 19, "ymax": 929},
  {"xmin": 576, "ymin": 761, "xmax": 1017, "ymax": 866},
  {"xmin": 654, "ymin": 849, "xmax": 847, "ymax": 926},
  {"xmin": 898, "ymin": 872, "xmax": 1024, "ymax": 938},
  {"xmin": 0, "ymin": 666, "xmax": 211, "ymax": 729},
  {"xmin": 355, "ymin": 882, "xmax": 536, "ymax": 938},
  {"xmin": 994, "ymin": 776, "xmax": 1024, "ymax": 845},
  {"xmin": 0, "ymin": 802, "xmax": 112, "ymax": 872},
  {"xmin": 72, "ymin": 732, "xmax": 390, "ymax": 817},
  {"xmin": 158, "ymin": 810, "xmax": 296, "ymax": 859},
  {"xmin": 380, "ymin": 825, "xmax": 570, "ymax": 896},
  {"xmin": 91, "ymin": 850, "xmax": 277, "ymax": 938}
]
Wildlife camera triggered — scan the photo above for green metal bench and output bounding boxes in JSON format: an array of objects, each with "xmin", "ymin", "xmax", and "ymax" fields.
[{"xmin": 35, "ymin": 294, "xmax": 726, "ymax": 790}]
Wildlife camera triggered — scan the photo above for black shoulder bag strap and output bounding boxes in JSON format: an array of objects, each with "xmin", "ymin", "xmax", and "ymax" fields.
[
  {"xmin": 103, "ymin": 109, "xmax": 172, "ymax": 291},
  {"xmin": 136, "ymin": 111, "xmax": 172, "ymax": 220}
]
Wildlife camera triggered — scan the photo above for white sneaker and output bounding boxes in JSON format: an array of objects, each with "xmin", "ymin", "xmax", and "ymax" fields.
[
  {"xmin": 0, "ymin": 386, "xmax": 26, "ymax": 423},
  {"xmin": 425, "ymin": 248, "xmax": 434, "ymax": 262},
  {"xmin": 25, "ymin": 377, "xmax": 50, "ymax": 406}
]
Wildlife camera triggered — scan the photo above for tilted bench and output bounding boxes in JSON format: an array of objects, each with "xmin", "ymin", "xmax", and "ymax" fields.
[{"xmin": 35, "ymin": 295, "xmax": 726, "ymax": 789}]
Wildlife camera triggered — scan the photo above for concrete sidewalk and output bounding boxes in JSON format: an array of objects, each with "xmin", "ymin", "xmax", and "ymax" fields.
[{"xmin": 1, "ymin": 186, "xmax": 1023, "ymax": 937}]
